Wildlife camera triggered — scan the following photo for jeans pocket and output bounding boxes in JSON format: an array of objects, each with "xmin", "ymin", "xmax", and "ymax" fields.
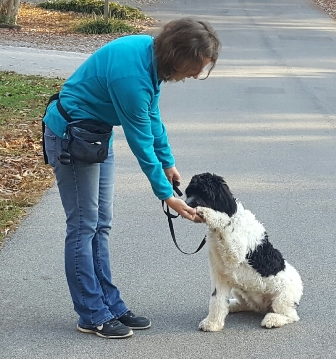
[{"xmin": 44, "ymin": 127, "xmax": 58, "ymax": 167}]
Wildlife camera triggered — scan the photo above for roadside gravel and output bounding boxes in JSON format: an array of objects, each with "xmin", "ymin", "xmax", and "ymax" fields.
[
  {"xmin": 313, "ymin": 0, "xmax": 336, "ymax": 18},
  {"xmin": 0, "ymin": 31, "xmax": 154, "ymax": 53}
]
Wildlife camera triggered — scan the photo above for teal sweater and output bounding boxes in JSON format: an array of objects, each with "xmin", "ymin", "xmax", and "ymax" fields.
[{"xmin": 43, "ymin": 35, "xmax": 175, "ymax": 200}]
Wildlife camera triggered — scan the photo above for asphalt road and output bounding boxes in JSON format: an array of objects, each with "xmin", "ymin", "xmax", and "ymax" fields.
[{"xmin": 0, "ymin": 0, "xmax": 335, "ymax": 358}]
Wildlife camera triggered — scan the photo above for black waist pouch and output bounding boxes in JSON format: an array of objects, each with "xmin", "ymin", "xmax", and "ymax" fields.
[
  {"xmin": 56, "ymin": 97, "xmax": 112, "ymax": 165},
  {"xmin": 64, "ymin": 119, "xmax": 112, "ymax": 164}
]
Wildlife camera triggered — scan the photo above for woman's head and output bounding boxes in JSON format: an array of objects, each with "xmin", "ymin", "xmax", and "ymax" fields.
[{"xmin": 154, "ymin": 18, "xmax": 221, "ymax": 82}]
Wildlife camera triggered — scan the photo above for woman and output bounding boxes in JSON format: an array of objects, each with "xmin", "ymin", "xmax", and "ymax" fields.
[{"xmin": 43, "ymin": 17, "xmax": 221, "ymax": 339}]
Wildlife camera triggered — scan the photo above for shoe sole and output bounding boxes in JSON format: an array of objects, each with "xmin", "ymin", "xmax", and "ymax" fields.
[
  {"xmin": 127, "ymin": 322, "xmax": 151, "ymax": 330},
  {"xmin": 77, "ymin": 325, "xmax": 133, "ymax": 339}
]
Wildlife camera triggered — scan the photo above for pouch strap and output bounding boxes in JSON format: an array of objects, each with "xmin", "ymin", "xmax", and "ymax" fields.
[
  {"xmin": 56, "ymin": 100, "xmax": 73, "ymax": 123},
  {"xmin": 42, "ymin": 93, "xmax": 60, "ymax": 164},
  {"xmin": 56, "ymin": 100, "xmax": 112, "ymax": 130}
]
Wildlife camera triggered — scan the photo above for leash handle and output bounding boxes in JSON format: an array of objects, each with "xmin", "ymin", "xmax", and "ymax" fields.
[
  {"xmin": 173, "ymin": 180, "xmax": 183, "ymax": 197},
  {"xmin": 162, "ymin": 180, "xmax": 206, "ymax": 255}
]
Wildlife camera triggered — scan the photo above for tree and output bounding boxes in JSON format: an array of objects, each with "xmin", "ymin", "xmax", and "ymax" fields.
[{"xmin": 0, "ymin": 0, "xmax": 21, "ymax": 27}]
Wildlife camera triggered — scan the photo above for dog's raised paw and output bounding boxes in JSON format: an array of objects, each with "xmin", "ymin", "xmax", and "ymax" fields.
[
  {"xmin": 196, "ymin": 207, "xmax": 211, "ymax": 220},
  {"xmin": 198, "ymin": 318, "xmax": 223, "ymax": 332},
  {"xmin": 196, "ymin": 206, "xmax": 222, "ymax": 228},
  {"xmin": 196, "ymin": 207, "xmax": 205, "ymax": 218}
]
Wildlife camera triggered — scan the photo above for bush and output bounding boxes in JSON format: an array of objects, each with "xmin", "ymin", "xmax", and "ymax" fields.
[
  {"xmin": 38, "ymin": 0, "xmax": 146, "ymax": 20},
  {"xmin": 74, "ymin": 18, "xmax": 136, "ymax": 34}
]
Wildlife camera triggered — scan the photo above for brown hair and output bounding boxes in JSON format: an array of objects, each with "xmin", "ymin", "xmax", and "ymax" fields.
[{"xmin": 154, "ymin": 18, "xmax": 221, "ymax": 81}]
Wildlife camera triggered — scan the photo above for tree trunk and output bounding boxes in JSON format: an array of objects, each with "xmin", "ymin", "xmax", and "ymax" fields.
[
  {"xmin": 104, "ymin": 0, "xmax": 109, "ymax": 21},
  {"xmin": 0, "ymin": 0, "xmax": 21, "ymax": 25}
]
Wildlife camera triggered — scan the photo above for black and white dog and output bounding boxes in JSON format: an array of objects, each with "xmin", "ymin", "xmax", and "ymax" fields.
[{"xmin": 185, "ymin": 173, "xmax": 303, "ymax": 331}]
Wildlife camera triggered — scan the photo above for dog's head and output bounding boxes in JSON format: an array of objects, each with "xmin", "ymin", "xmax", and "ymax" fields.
[{"xmin": 185, "ymin": 172, "xmax": 237, "ymax": 217}]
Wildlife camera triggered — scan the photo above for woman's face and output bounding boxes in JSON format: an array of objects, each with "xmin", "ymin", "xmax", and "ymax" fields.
[{"xmin": 170, "ymin": 57, "xmax": 213, "ymax": 82}]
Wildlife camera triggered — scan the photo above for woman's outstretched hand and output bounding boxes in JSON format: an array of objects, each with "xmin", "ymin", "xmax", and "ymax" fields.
[{"xmin": 165, "ymin": 196, "xmax": 204, "ymax": 222}]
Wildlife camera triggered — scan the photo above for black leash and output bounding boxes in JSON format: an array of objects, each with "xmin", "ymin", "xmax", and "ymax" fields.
[{"xmin": 162, "ymin": 181, "xmax": 206, "ymax": 255}]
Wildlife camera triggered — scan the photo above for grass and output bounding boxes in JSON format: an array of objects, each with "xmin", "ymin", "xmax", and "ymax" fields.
[{"xmin": 0, "ymin": 71, "xmax": 64, "ymax": 243}]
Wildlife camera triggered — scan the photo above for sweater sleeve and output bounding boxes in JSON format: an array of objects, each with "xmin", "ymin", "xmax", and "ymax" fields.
[
  {"xmin": 149, "ymin": 94, "xmax": 175, "ymax": 169},
  {"xmin": 108, "ymin": 76, "xmax": 174, "ymax": 200}
]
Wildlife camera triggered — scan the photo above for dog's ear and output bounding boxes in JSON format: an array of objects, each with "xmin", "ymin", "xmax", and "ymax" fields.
[{"xmin": 212, "ymin": 174, "xmax": 237, "ymax": 217}]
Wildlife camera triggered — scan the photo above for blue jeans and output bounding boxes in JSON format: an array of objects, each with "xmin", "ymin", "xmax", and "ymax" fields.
[{"xmin": 44, "ymin": 126, "xmax": 128, "ymax": 327}]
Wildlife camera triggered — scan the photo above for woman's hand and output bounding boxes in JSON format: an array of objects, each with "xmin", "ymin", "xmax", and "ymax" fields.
[
  {"xmin": 163, "ymin": 167, "xmax": 204, "ymax": 222},
  {"xmin": 164, "ymin": 166, "xmax": 181, "ymax": 184},
  {"xmin": 165, "ymin": 196, "xmax": 201, "ymax": 222}
]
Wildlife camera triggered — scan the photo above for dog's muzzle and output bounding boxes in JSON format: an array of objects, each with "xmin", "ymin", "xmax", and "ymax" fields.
[{"xmin": 185, "ymin": 196, "xmax": 199, "ymax": 208}]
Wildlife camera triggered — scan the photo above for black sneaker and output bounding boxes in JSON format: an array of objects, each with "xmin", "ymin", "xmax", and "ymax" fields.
[
  {"xmin": 77, "ymin": 319, "xmax": 133, "ymax": 339},
  {"xmin": 118, "ymin": 311, "xmax": 151, "ymax": 330}
]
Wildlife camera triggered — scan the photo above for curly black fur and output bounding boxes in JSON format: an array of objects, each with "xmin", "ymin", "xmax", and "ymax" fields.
[
  {"xmin": 185, "ymin": 173, "xmax": 237, "ymax": 217},
  {"xmin": 246, "ymin": 233, "xmax": 285, "ymax": 277}
]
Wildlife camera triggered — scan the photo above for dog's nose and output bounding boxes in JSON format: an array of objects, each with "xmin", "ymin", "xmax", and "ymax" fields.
[{"xmin": 186, "ymin": 200, "xmax": 198, "ymax": 208}]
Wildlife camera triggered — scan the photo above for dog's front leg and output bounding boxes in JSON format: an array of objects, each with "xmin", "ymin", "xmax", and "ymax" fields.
[
  {"xmin": 199, "ymin": 269, "xmax": 231, "ymax": 332},
  {"xmin": 196, "ymin": 207, "xmax": 231, "ymax": 230}
]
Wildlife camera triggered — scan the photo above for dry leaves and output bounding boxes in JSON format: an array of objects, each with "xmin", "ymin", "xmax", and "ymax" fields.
[
  {"xmin": 15, "ymin": 2, "xmax": 87, "ymax": 34},
  {"xmin": 0, "ymin": 119, "xmax": 55, "ymax": 239},
  {"xmin": 0, "ymin": 127, "xmax": 54, "ymax": 203}
]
